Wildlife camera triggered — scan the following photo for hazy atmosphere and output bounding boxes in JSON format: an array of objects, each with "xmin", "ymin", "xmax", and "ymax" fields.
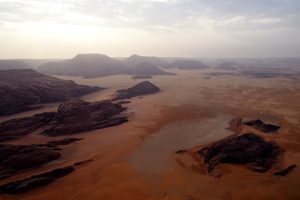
[
  {"xmin": 1, "ymin": 0, "xmax": 300, "ymax": 58},
  {"xmin": 0, "ymin": 1, "xmax": 300, "ymax": 200}
]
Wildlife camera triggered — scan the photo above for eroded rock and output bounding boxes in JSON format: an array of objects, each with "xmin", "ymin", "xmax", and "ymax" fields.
[
  {"xmin": 273, "ymin": 164, "xmax": 296, "ymax": 176},
  {"xmin": 0, "ymin": 166, "xmax": 74, "ymax": 194},
  {"xmin": 42, "ymin": 100, "xmax": 128, "ymax": 136},
  {"xmin": 244, "ymin": 119, "xmax": 281, "ymax": 133},
  {"xmin": 0, "ymin": 99, "xmax": 128, "ymax": 140},
  {"xmin": 0, "ymin": 144, "xmax": 60, "ymax": 179},
  {"xmin": 199, "ymin": 133, "xmax": 282, "ymax": 173},
  {"xmin": 115, "ymin": 81, "xmax": 160, "ymax": 100},
  {"xmin": 0, "ymin": 69, "xmax": 101, "ymax": 116},
  {"xmin": 0, "ymin": 112, "xmax": 56, "ymax": 141},
  {"xmin": 0, "ymin": 138, "xmax": 81, "ymax": 180}
]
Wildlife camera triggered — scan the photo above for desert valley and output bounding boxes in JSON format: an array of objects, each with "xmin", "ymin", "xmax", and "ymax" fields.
[
  {"xmin": 1, "ymin": 1, "xmax": 300, "ymax": 199},
  {"xmin": 0, "ymin": 54, "xmax": 299, "ymax": 200}
]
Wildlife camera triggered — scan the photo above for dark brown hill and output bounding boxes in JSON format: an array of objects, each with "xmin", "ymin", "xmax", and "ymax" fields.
[{"xmin": 0, "ymin": 69, "xmax": 101, "ymax": 116}]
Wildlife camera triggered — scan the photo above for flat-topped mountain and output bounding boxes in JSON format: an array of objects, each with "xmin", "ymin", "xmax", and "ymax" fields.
[
  {"xmin": 38, "ymin": 54, "xmax": 125, "ymax": 77},
  {"xmin": 124, "ymin": 54, "xmax": 169, "ymax": 68},
  {"xmin": 0, "ymin": 69, "xmax": 101, "ymax": 116},
  {"xmin": 168, "ymin": 59, "xmax": 210, "ymax": 69}
]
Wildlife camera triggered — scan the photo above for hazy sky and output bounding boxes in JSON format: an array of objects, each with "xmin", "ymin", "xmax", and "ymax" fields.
[{"xmin": 0, "ymin": 0, "xmax": 299, "ymax": 58}]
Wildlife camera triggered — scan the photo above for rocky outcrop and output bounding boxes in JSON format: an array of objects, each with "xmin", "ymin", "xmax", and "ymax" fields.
[
  {"xmin": 273, "ymin": 164, "xmax": 296, "ymax": 176},
  {"xmin": 199, "ymin": 133, "xmax": 282, "ymax": 173},
  {"xmin": 244, "ymin": 119, "xmax": 281, "ymax": 133},
  {"xmin": 0, "ymin": 69, "xmax": 101, "ymax": 116},
  {"xmin": 0, "ymin": 166, "xmax": 74, "ymax": 194},
  {"xmin": 42, "ymin": 100, "xmax": 128, "ymax": 136},
  {"xmin": 0, "ymin": 138, "xmax": 81, "ymax": 180},
  {"xmin": 0, "ymin": 112, "xmax": 56, "ymax": 141},
  {"xmin": 0, "ymin": 145, "xmax": 60, "ymax": 180},
  {"xmin": 168, "ymin": 60, "xmax": 210, "ymax": 70},
  {"xmin": 0, "ymin": 99, "xmax": 127, "ymax": 140},
  {"xmin": 114, "ymin": 81, "xmax": 160, "ymax": 100}
]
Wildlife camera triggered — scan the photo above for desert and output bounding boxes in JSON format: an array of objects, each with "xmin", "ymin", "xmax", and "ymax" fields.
[
  {"xmin": 0, "ymin": 0, "xmax": 300, "ymax": 199},
  {"xmin": 0, "ymin": 63, "xmax": 299, "ymax": 199}
]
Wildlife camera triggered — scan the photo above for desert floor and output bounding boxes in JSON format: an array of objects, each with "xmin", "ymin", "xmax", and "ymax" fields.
[{"xmin": 0, "ymin": 69, "xmax": 299, "ymax": 200}]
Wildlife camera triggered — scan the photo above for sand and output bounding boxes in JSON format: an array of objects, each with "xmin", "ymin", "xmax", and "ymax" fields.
[{"xmin": 0, "ymin": 69, "xmax": 299, "ymax": 200}]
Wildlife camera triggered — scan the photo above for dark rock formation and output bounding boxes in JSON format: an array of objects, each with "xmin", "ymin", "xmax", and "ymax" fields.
[
  {"xmin": 38, "ymin": 54, "xmax": 125, "ymax": 77},
  {"xmin": 46, "ymin": 138, "xmax": 82, "ymax": 146},
  {"xmin": 74, "ymin": 159, "xmax": 93, "ymax": 166},
  {"xmin": 115, "ymin": 81, "xmax": 160, "ymax": 100},
  {"xmin": 0, "ymin": 69, "xmax": 101, "ymax": 116},
  {"xmin": 0, "ymin": 144, "xmax": 60, "ymax": 179},
  {"xmin": 273, "ymin": 164, "xmax": 296, "ymax": 176},
  {"xmin": 116, "ymin": 100, "xmax": 131, "ymax": 105},
  {"xmin": 244, "ymin": 119, "xmax": 281, "ymax": 133},
  {"xmin": 199, "ymin": 133, "xmax": 282, "ymax": 173},
  {"xmin": 0, "ymin": 138, "xmax": 81, "ymax": 180},
  {"xmin": 0, "ymin": 166, "xmax": 74, "ymax": 194},
  {"xmin": 42, "ymin": 100, "xmax": 128, "ymax": 136},
  {"xmin": 168, "ymin": 60, "xmax": 210, "ymax": 70},
  {"xmin": 132, "ymin": 75, "xmax": 153, "ymax": 79},
  {"xmin": 0, "ymin": 99, "xmax": 127, "ymax": 139},
  {"xmin": 0, "ymin": 112, "xmax": 56, "ymax": 141}
]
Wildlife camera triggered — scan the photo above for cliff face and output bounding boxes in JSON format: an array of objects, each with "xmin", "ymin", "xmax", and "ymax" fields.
[{"xmin": 0, "ymin": 69, "xmax": 101, "ymax": 116}]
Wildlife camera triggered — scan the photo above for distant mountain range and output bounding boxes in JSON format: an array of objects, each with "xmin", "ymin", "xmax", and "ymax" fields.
[
  {"xmin": 0, "ymin": 59, "xmax": 63, "ymax": 70},
  {"xmin": 39, "ymin": 54, "xmax": 125, "ymax": 77},
  {"xmin": 36, "ymin": 54, "xmax": 213, "ymax": 77},
  {"xmin": 3, "ymin": 54, "xmax": 298, "ymax": 78},
  {"xmin": 37, "ymin": 54, "xmax": 178, "ymax": 77}
]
